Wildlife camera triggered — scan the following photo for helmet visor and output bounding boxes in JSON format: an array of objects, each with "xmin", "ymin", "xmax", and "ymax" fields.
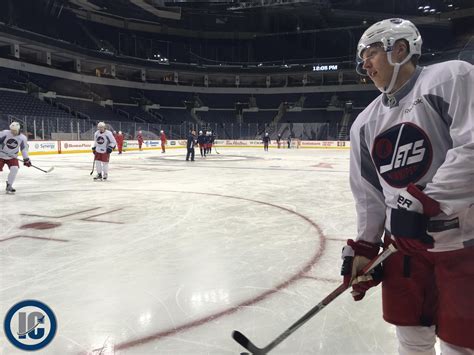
[{"xmin": 355, "ymin": 42, "xmax": 384, "ymax": 76}]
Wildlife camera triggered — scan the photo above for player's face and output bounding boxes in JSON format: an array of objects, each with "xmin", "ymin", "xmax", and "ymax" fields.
[{"xmin": 361, "ymin": 44, "xmax": 394, "ymax": 90}]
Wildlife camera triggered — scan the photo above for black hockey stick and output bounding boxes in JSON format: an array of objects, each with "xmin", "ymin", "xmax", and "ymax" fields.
[
  {"xmin": 214, "ymin": 146, "xmax": 220, "ymax": 154},
  {"xmin": 232, "ymin": 244, "xmax": 397, "ymax": 354},
  {"xmin": 90, "ymin": 157, "xmax": 96, "ymax": 175},
  {"xmin": 7, "ymin": 154, "xmax": 54, "ymax": 173},
  {"xmin": 19, "ymin": 158, "xmax": 54, "ymax": 173}
]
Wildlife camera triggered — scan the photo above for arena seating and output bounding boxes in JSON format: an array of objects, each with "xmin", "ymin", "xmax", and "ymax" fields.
[
  {"xmin": 25, "ymin": 72, "xmax": 92, "ymax": 99},
  {"xmin": 114, "ymin": 104, "xmax": 160, "ymax": 123},
  {"xmin": 0, "ymin": 67, "xmax": 28, "ymax": 91},
  {"xmin": 144, "ymin": 90, "xmax": 191, "ymax": 107},
  {"xmin": 90, "ymin": 84, "xmax": 141, "ymax": 104},
  {"xmin": 254, "ymin": 94, "xmax": 301, "ymax": 109},
  {"xmin": 198, "ymin": 93, "xmax": 250, "ymax": 109},
  {"xmin": 242, "ymin": 110, "xmax": 278, "ymax": 123},
  {"xmin": 55, "ymin": 97, "xmax": 121, "ymax": 121},
  {"xmin": 152, "ymin": 108, "xmax": 193, "ymax": 123},
  {"xmin": 0, "ymin": 90, "xmax": 73, "ymax": 118},
  {"xmin": 194, "ymin": 110, "xmax": 237, "ymax": 123}
]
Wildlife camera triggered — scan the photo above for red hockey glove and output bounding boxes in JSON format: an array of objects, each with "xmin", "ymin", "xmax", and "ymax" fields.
[
  {"xmin": 341, "ymin": 239, "xmax": 382, "ymax": 301},
  {"xmin": 391, "ymin": 184, "xmax": 441, "ymax": 255},
  {"xmin": 23, "ymin": 158, "xmax": 32, "ymax": 167}
]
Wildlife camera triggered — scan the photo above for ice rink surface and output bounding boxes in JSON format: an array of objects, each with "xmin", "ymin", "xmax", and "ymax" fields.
[{"xmin": 0, "ymin": 147, "xmax": 399, "ymax": 354}]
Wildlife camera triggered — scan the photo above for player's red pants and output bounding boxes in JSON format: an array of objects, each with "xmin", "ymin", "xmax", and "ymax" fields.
[
  {"xmin": 94, "ymin": 152, "xmax": 110, "ymax": 163},
  {"xmin": 382, "ymin": 238, "xmax": 474, "ymax": 348},
  {"xmin": 117, "ymin": 144, "xmax": 123, "ymax": 153},
  {"xmin": 0, "ymin": 158, "xmax": 19, "ymax": 171},
  {"xmin": 161, "ymin": 142, "xmax": 166, "ymax": 152}
]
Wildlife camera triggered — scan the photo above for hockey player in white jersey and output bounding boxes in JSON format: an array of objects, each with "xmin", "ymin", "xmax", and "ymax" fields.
[
  {"xmin": 92, "ymin": 122, "xmax": 116, "ymax": 181},
  {"xmin": 341, "ymin": 18, "xmax": 474, "ymax": 354},
  {"xmin": 0, "ymin": 122, "xmax": 31, "ymax": 193}
]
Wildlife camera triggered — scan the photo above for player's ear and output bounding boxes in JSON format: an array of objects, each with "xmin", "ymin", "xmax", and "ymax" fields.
[{"xmin": 394, "ymin": 40, "xmax": 409, "ymax": 63}]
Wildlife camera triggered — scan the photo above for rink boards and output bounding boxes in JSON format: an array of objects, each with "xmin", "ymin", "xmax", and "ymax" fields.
[{"xmin": 25, "ymin": 139, "xmax": 351, "ymax": 155}]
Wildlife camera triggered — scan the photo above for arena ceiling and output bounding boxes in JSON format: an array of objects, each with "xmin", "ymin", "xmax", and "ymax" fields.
[{"xmin": 54, "ymin": 0, "xmax": 474, "ymax": 34}]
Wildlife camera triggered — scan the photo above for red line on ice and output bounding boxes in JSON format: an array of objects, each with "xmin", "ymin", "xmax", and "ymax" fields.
[
  {"xmin": 80, "ymin": 208, "xmax": 125, "ymax": 224},
  {"xmin": 21, "ymin": 207, "xmax": 100, "ymax": 219},
  {"xmin": 0, "ymin": 235, "xmax": 69, "ymax": 243}
]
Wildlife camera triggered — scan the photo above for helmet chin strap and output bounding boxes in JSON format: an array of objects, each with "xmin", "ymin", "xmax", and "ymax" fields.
[
  {"xmin": 380, "ymin": 62, "xmax": 401, "ymax": 94},
  {"xmin": 378, "ymin": 50, "xmax": 411, "ymax": 94}
]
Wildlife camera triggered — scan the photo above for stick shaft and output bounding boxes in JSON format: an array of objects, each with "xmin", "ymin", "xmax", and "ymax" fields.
[
  {"xmin": 29, "ymin": 164, "xmax": 49, "ymax": 173},
  {"xmin": 90, "ymin": 157, "xmax": 96, "ymax": 175},
  {"xmin": 9, "ymin": 155, "xmax": 51, "ymax": 173},
  {"xmin": 262, "ymin": 244, "xmax": 397, "ymax": 353}
]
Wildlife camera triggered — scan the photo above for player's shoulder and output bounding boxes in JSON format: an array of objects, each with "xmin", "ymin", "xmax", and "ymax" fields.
[
  {"xmin": 420, "ymin": 60, "xmax": 472, "ymax": 85},
  {"xmin": 351, "ymin": 93, "xmax": 383, "ymax": 133},
  {"xmin": 19, "ymin": 133, "xmax": 28, "ymax": 141}
]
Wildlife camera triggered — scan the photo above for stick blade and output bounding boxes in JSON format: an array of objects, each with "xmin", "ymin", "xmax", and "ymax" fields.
[
  {"xmin": 46, "ymin": 166, "xmax": 55, "ymax": 173},
  {"xmin": 232, "ymin": 331, "xmax": 266, "ymax": 354}
]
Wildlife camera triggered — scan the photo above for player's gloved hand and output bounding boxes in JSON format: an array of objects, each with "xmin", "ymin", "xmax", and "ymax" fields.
[
  {"xmin": 391, "ymin": 183, "xmax": 441, "ymax": 255},
  {"xmin": 106, "ymin": 147, "xmax": 113, "ymax": 154},
  {"xmin": 341, "ymin": 239, "xmax": 382, "ymax": 301},
  {"xmin": 92, "ymin": 147, "xmax": 96, "ymax": 154},
  {"xmin": 23, "ymin": 158, "xmax": 32, "ymax": 167}
]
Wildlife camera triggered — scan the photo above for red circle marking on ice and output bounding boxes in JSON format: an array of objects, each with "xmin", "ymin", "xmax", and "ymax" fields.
[
  {"xmin": 21, "ymin": 188, "xmax": 327, "ymax": 353},
  {"xmin": 113, "ymin": 190, "xmax": 327, "ymax": 352},
  {"xmin": 20, "ymin": 222, "xmax": 61, "ymax": 230}
]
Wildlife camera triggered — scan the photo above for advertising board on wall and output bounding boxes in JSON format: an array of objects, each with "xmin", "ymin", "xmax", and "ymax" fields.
[{"xmin": 28, "ymin": 141, "xmax": 58, "ymax": 154}]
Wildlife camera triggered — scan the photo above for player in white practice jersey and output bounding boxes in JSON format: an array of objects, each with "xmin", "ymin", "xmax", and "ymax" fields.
[
  {"xmin": 92, "ymin": 122, "xmax": 116, "ymax": 181},
  {"xmin": 0, "ymin": 122, "xmax": 31, "ymax": 193},
  {"xmin": 341, "ymin": 18, "xmax": 474, "ymax": 354}
]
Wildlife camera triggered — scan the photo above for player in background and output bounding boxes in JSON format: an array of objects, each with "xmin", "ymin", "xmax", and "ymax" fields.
[
  {"xmin": 276, "ymin": 133, "xmax": 282, "ymax": 149},
  {"xmin": 116, "ymin": 131, "xmax": 124, "ymax": 154},
  {"xmin": 262, "ymin": 132, "xmax": 270, "ymax": 151},
  {"xmin": 137, "ymin": 130, "xmax": 144, "ymax": 151},
  {"xmin": 209, "ymin": 131, "xmax": 216, "ymax": 154},
  {"xmin": 0, "ymin": 122, "xmax": 31, "ymax": 193},
  {"xmin": 186, "ymin": 130, "xmax": 197, "ymax": 161},
  {"xmin": 92, "ymin": 122, "xmax": 117, "ymax": 181},
  {"xmin": 287, "ymin": 135, "xmax": 292, "ymax": 149},
  {"xmin": 204, "ymin": 131, "xmax": 211, "ymax": 155},
  {"xmin": 160, "ymin": 130, "xmax": 167, "ymax": 153},
  {"xmin": 341, "ymin": 18, "xmax": 474, "ymax": 354},
  {"xmin": 197, "ymin": 130, "xmax": 206, "ymax": 157}
]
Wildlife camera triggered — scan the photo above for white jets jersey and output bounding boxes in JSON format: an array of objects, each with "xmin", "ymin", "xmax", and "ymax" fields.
[
  {"xmin": 93, "ymin": 130, "xmax": 116, "ymax": 153},
  {"xmin": 350, "ymin": 60, "xmax": 474, "ymax": 252},
  {"xmin": 0, "ymin": 130, "xmax": 29, "ymax": 160}
]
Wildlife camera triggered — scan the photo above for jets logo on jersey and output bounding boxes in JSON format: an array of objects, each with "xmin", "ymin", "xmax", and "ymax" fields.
[
  {"xmin": 372, "ymin": 122, "xmax": 432, "ymax": 188},
  {"xmin": 6, "ymin": 138, "xmax": 19, "ymax": 150},
  {"xmin": 96, "ymin": 136, "xmax": 105, "ymax": 145}
]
